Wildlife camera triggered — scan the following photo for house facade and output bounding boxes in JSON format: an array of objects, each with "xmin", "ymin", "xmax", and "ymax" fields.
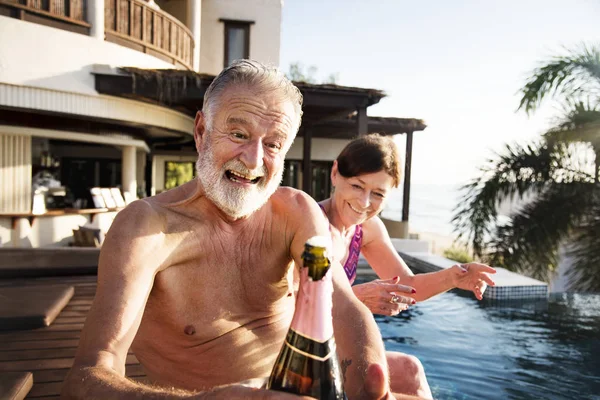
[{"xmin": 0, "ymin": 0, "xmax": 424, "ymax": 248}]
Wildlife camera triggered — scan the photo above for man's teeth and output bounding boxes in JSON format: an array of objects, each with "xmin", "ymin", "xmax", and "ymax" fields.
[{"xmin": 228, "ymin": 170, "xmax": 261, "ymax": 182}]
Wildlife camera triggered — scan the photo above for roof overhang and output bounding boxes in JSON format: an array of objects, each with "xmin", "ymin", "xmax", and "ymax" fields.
[
  {"xmin": 93, "ymin": 66, "xmax": 387, "ymax": 125},
  {"xmin": 308, "ymin": 114, "xmax": 427, "ymax": 139}
]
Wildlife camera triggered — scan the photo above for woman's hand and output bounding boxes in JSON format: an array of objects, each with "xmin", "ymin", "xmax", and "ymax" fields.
[
  {"xmin": 451, "ymin": 262, "xmax": 497, "ymax": 300},
  {"xmin": 352, "ymin": 277, "xmax": 416, "ymax": 316}
]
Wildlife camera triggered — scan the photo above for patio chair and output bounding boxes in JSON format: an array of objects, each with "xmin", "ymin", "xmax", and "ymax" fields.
[{"xmin": 72, "ymin": 226, "xmax": 102, "ymax": 248}]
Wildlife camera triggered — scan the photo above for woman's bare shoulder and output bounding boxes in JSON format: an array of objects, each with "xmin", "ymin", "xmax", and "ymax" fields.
[{"xmin": 361, "ymin": 215, "xmax": 390, "ymax": 245}]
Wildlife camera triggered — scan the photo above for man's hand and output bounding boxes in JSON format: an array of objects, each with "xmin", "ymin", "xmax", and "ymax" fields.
[
  {"xmin": 451, "ymin": 262, "xmax": 496, "ymax": 300},
  {"xmin": 363, "ymin": 363, "xmax": 394, "ymax": 399},
  {"xmin": 364, "ymin": 363, "xmax": 429, "ymax": 400},
  {"xmin": 352, "ymin": 277, "xmax": 416, "ymax": 316}
]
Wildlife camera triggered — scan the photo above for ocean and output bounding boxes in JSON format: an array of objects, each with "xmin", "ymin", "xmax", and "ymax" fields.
[{"xmin": 381, "ymin": 183, "xmax": 463, "ymax": 237}]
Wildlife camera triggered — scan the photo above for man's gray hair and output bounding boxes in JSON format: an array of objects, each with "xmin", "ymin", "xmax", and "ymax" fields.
[{"xmin": 203, "ymin": 60, "xmax": 303, "ymax": 132}]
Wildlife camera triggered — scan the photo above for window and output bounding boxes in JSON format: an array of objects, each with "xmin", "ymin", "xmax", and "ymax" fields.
[
  {"xmin": 164, "ymin": 161, "xmax": 195, "ymax": 190},
  {"xmin": 220, "ymin": 19, "xmax": 254, "ymax": 67},
  {"xmin": 282, "ymin": 160, "xmax": 302, "ymax": 188},
  {"xmin": 311, "ymin": 161, "xmax": 333, "ymax": 202},
  {"xmin": 282, "ymin": 159, "xmax": 333, "ymax": 202},
  {"xmin": 60, "ymin": 157, "xmax": 121, "ymax": 207}
]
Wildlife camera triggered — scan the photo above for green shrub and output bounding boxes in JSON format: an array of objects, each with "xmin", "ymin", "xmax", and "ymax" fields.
[{"xmin": 443, "ymin": 247, "xmax": 473, "ymax": 263}]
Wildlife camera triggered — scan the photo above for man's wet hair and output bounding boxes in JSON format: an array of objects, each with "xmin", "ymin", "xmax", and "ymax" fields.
[
  {"xmin": 336, "ymin": 133, "xmax": 402, "ymax": 188},
  {"xmin": 203, "ymin": 59, "xmax": 303, "ymax": 132}
]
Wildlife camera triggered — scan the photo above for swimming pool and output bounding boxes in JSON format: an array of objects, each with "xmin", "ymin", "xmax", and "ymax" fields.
[{"xmin": 374, "ymin": 290, "xmax": 600, "ymax": 400}]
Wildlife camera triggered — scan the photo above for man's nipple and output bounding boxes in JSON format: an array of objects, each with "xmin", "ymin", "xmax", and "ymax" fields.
[{"xmin": 184, "ymin": 325, "xmax": 196, "ymax": 335}]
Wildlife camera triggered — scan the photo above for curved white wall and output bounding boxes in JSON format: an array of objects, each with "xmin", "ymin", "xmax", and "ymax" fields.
[
  {"xmin": 199, "ymin": 0, "xmax": 282, "ymax": 75},
  {"xmin": 0, "ymin": 16, "xmax": 177, "ymax": 95}
]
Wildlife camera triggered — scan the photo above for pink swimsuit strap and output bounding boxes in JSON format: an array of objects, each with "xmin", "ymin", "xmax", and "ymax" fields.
[{"xmin": 318, "ymin": 204, "xmax": 363, "ymax": 284}]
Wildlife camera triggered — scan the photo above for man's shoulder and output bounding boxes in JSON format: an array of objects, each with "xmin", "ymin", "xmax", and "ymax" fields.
[
  {"xmin": 272, "ymin": 186, "xmax": 318, "ymax": 209},
  {"xmin": 120, "ymin": 197, "xmax": 161, "ymax": 218},
  {"xmin": 111, "ymin": 198, "xmax": 165, "ymax": 236}
]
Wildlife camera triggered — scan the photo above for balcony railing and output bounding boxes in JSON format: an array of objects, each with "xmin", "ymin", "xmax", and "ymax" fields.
[
  {"xmin": 1, "ymin": 0, "xmax": 194, "ymax": 71},
  {"xmin": 104, "ymin": 0, "xmax": 194, "ymax": 70},
  {"xmin": 0, "ymin": 0, "xmax": 90, "ymax": 34}
]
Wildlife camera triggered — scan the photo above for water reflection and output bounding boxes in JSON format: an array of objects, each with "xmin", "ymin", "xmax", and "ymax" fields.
[{"xmin": 372, "ymin": 290, "xmax": 600, "ymax": 400}]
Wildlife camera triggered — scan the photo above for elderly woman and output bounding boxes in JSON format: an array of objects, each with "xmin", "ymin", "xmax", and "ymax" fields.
[{"xmin": 318, "ymin": 134, "xmax": 496, "ymax": 399}]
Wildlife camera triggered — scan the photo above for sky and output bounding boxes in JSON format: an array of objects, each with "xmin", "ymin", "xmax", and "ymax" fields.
[{"xmin": 279, "ymin": 0, "xmax": 600, "ymax": 185}]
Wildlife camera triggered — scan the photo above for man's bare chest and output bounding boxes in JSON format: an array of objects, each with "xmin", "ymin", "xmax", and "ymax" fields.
[{"xmin": 143, "ymin": 221, "xmax": 293, "ymax": 326}]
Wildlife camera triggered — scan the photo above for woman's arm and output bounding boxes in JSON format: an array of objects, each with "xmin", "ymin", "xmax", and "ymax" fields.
[{"xmin": 360, "ymin": 217, "xmax": 495, "ymax": 302}]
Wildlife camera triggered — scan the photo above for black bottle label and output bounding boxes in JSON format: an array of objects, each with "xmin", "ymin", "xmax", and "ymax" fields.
[{"xmin": 268, "ymin": 329, "xmax": 346, "ymax": 400}]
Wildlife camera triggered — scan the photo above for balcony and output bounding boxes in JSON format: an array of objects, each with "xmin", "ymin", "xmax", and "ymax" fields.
[
  {"xmin": 105, "ymin": 0, "xmax": 193, "ymax": 70},
  {"xmin": 0, "ymin": 0, "xmax": 194, "ymax": 70},
  {"xmin": 0, "ymin": 0, "xmax": 89, "ymax": 33}
]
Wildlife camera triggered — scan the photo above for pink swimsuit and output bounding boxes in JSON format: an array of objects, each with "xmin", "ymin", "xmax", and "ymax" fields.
[{"xmin": 319, "ymin": 204, "xmax": 363, "ymax": 284}]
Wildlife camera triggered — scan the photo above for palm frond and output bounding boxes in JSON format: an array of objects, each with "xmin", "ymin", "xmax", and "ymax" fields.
[
  {"xmin": 453, "ymin": 142, "xmax": 555, "ymax": 257},
  {"xmin": 544, "ymin": 101, "xmax": 600, "ymax": 180},
  {"xmin": 566, "ymin": 185, "xmax": 600, "ymax": 291},
  {"xmin": 547, "ymin": 101, "xmax": 600, "ymax": 143},
  {"xmin": 518, "ymin": 43, "xmax": 600, "ymax": 114},
  {"xmin": 486, "ymin": 182, "xmax": 595, "ymax": 283}
]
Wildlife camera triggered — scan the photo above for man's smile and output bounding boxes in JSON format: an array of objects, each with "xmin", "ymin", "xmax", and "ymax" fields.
[{"xmin": 225, "ymin": 170, "xmax": 263, "ymax": 184}]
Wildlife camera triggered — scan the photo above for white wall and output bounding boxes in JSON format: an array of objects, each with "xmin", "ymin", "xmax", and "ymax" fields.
[
  {"xmin": 0, "ymin": 218, "xmax": 11, "ymax": 247},
  {"xmin": 286, "ymin": 138, "xmax": 348, "ymax": 161},
  {"xmin": 199, "ymin": 0, "xmax": 282, "ymax": 75},
  {"xmin": 0, "ymin": 211, "xmax": 118, "ymax": 248},
  {"xmin": 0, "ymin": 16, "xmax": 176, "ymax": 95}
]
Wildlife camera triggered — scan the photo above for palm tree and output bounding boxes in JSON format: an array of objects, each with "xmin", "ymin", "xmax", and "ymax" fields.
[{"xmin": 453, "ymin": 44, "xmax": 600, "ymax": 292}]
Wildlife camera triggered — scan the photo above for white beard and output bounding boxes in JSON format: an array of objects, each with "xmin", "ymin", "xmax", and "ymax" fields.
[{"xmin": 196, "ymin": 142, "xmax": 283, "ymax": 219}]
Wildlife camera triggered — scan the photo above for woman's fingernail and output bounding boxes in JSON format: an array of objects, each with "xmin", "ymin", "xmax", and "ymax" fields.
[
  {"xmin": 411, "ymin": 300, "xmax": 416, "ymax": 305},
  {"xmin": 411, "ymin": 288, "xmax": 417, "ymax": 293}
]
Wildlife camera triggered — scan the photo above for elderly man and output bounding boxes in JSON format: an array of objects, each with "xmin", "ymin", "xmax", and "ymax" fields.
[{"xmin": 62, "ymin": 60, "xmax": 409, "ymax": 399}]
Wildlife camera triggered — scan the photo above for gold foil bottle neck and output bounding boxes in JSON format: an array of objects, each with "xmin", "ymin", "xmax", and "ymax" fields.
[{"xmin": 302, "ymin": 236, "xmax": 331, "ymax": 281}]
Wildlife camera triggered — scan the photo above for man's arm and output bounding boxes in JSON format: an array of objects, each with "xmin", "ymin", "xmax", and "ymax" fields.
[
  {"xmin": 329, "ymin": 260, "xmax": 392, "ymax": 399},
  {"xmin": 62, "ymin": 200, "xmax": 307, "ymax": 400},
  {"xmin": 288, "ymin": 194, "xmax": 391, "ymax": 399},
  {"xmin": 61, "ymin": 200, "xmax": 194, "ymax": 399}
]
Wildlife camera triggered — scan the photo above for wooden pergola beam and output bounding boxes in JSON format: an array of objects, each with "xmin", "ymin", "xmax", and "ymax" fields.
[
  {"xmin": 402, "ymin": 131, "xmax": 414, "ymax": 223},
  {"xmin": 357, "ymin": 106, "xmax": 368, "ymax": 136},
  {"xmin": 302, "ymin": 127, "xmax": 312, "ymax": 197}
]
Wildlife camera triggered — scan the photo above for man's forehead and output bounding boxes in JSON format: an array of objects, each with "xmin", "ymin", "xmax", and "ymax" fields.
[
  {"xmin": 217, "ymin": 89, "xmax": 298, "ymax": 125},
  {"xmin": 221, "ymin": 86, "xmax": 294, "ymax": 105}
]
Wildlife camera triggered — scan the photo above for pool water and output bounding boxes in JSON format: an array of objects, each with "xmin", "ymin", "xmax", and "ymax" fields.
[{"xmin": 374, "ymin": 290, "xmax": 600, "ymax": 400}]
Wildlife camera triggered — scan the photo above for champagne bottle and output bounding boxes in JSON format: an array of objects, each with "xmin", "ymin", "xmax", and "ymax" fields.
[{"xmin": 267, "ymin": 236, "xmax": 347, "ymax": 399}]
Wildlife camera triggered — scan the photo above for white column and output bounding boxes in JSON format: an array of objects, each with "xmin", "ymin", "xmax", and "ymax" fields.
[
  {"xmin": 136, "ymin": 150, "xmax": 146, "ymax": 197},
  {"xmin": 88, "ymin": 0, "xmax": 105, "ymax": 40},
  {"xmin": 122, "ymin": 146, "xmax": 137, "ymax": 203},
  {"xmin": 187, "ymin": 0, "xmax": 202, "ymax": 71}
]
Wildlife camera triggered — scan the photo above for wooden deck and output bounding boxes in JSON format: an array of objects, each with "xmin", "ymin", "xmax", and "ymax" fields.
[{"xmin": 0, "ymin": 275, "xmax": 145, "ymax": 399}]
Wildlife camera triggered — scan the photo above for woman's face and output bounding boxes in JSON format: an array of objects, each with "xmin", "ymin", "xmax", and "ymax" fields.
[{"xmin": 331, "ymin": 162, "xmax": 395, "ymax": 226}]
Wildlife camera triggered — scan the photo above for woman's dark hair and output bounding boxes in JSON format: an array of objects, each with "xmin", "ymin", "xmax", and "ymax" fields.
[{"xmin": 336, "ymin": 133, "xmax": 402, "ymax": 188}]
